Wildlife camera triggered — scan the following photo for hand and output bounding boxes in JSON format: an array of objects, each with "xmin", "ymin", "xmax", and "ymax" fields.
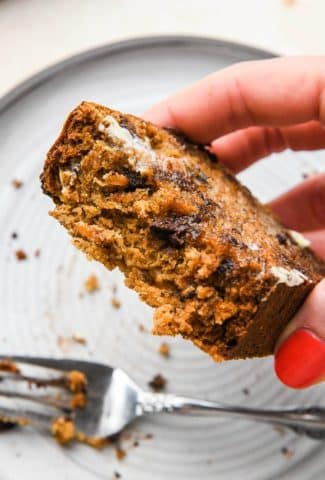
[{"xmin": 144, "ymin": 57, "xmax": 325, "ymax": 389}]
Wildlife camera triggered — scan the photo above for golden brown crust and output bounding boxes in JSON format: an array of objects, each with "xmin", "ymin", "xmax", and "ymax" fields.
[{"xmin": 41, "ymin": 101, "xmax": 324, "ymax": 361}]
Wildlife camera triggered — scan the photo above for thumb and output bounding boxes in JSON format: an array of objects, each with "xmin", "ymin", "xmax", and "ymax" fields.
[{"xmin": 274, "ymin": 279, "xmax": 325, "ymax": 389}]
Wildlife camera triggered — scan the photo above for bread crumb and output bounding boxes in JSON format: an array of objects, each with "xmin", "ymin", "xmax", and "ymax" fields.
[
  {"xmin": 84, "ymin": 274, "xmax": 100, "ymax": 293},
  {"xmin": 116, "ymin": 447, "xmax": 126, "ymax": 461},
  {"xmin": 57, "ymin": 335, "xmax": 71, "ymax": 353},
  {"xmin": 144, "ymin": 433, "xmax": 154, "ymax": 440},
  {"xmin": 15, "ymin": 249, "xmax": 27, "ymax": 261},
  {"xmin": 51, "ymin": 417, "xmax": 76, "ymax": 445},
  {"xmin": 281, "ymin": 446, "xmax": 294, "ymax": 458},
  {"xmin": 274, "ymin": 425, "xmax": 286, "ymax": 436},
  {"xmin": 158, "ymin": 342, "xmax": 170, "ymax": 358},
  {"xmin": 72, "ymin": 333, "xmax": 87, "ymax": 345},
  {"xmin": 11, "ymin": 232, "xmax": 18, "ymax": 239},
  {"xmin": 242, "ymin": 387, "xmax": 250, "ymax": 396},
  {"xmin": 65, "ymin": 370, "xmax": 87, "ymax": 393},
  {"xmin": 148, "ymin": 374, "xmax": 167, "ymax": 392},
  {"xmin": 0, "ymin": 359, "xmax": 20, "ymax": 374},
  {"xmin": 283, "ymin": 0, "xmax": 296, "ymax": 6},
  {"xmin": 138, "ymin": 323, "xmax": 146, "ymax": 332},
  {"xmin": 111, "ymin": 297, "xmax": 121, "ymax": 309},
  {"xmin": 0, "ymin": 416, "xmax": 29, "ymax": 427},
  {"xmin": 12, "ymin": 179, "xmax": 23, "ymax": 189},
  {"xmin": 34, "ymin": 249, "xmax": 41, "ymax": 258},
  {"xmin": 113, "ymin": 472, "xmax": 121, "ymax": 479},
  {"xmin": 69, "ymin": 392, "xmax": 87, "ymax": 409}
]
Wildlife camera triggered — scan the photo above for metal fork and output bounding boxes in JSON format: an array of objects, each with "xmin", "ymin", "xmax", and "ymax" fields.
[{"xmin": 1, "ymin": 356, "xmax": 325, "ymax": 441}]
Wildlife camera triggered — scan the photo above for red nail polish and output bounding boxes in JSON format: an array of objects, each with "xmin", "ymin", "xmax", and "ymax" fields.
[{"xmin": 274, "ymin": 328, "xmax": 325, "ymax": 389}]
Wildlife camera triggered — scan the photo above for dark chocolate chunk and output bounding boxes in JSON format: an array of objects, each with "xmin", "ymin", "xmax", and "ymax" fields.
[
  {"xmin": 214, "ymin": 258, "xmax": 234, "ymax": 277},
  {"xmin": 276, "ymin": 233, "xmax": 288, "ymax": 245},
  {"xmin": 222, "ymin": 234, "xmax": 240, "ymax": 246},
  {"xmin": 120, "ymin": 169, "xmax": 151, "ymax": 191},
  {"xmin": 226, "ymin": 337, "xmax": 238, "ymax": 348},
  {"xmin": 195, "ymin": 172, "xmax": 209, "ymax": 184},
  {"xmin": 150, "ymin": 215, "xmax": 201, "ymax": 247}
]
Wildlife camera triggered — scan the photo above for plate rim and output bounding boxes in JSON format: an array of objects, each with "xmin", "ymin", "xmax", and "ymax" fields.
[{"xmin": 0, "ymin": 34, "xmax": 277, "ymax": 114}]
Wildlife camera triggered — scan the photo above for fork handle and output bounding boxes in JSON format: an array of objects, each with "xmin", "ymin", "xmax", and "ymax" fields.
[{"xmin": 139, "ymin": 393, "xmax": 325, "ymax": 440}]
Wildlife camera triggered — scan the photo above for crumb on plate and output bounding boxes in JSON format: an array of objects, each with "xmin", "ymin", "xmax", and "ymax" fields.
[
  {"xmin": 0, "ymin": 415, "xmax": 29, "ymax": 427},
  {"xmin": 0, "ymin": 359, "xmax": 20, "ymax": 374},
  {"xmin": 116, "ymin": 446, "xmax": 126, "ymax": 461},
  {"xmin": 12, "ymin": 179, "xmax": 23, "ymax": 189},
  {"xmin": 148, "ymin": 374, "xmax": 167, "ymax": 392},
  {"xmin": 72, "ymin": 332, "xmax": 87, "ymax": 345},
  {"xmin": 84, "ymin": 274, "xmax": 100, "ymax": 293},
  {"xmin": 51, "ymin": 417, "xmax": 76, "ymax": 445},
  {"xmin": 274, "ymin": 425, "xmax": 286, "ymax": 436},
  {"xmin": 15, "ymin": 249, "xmax": 27, "ymax": 261},
  {"xmin": 51, "ymin": 417, "xmax": 108, "ymax": 449},
  {"xmin": 65, "ymin": 370, "xmax": 87, "ymax": 393},
  {"xmin": 57, "ymin": 335, "xmax": 72, "ymax": 353},
  {"xmin": 111, "ymin": 297, "xmax": 121, "ymax": 309},
  {"xmin": 281, "ymin": 446, "xmax": 294, "ymax": 458},
  {"xmin": 69, "ymin": 392, "xmax": 87, "ymax": 409},
  {"xmin": 158, "ymin": 342, "xmax": 170, "ymax": 358}
]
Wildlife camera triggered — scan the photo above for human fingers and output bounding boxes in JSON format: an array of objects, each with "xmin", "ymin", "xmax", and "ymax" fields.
[
  {"xmin": 303, "ymin": 229, "xmax": 325, "ymax": 259},
  {"xmin": 269, "ymin": 173, "xmax": 325, "ymax": 232},
  {"xmin": 144, "ymin": 57, "xmax": 325, "ymax": 144},
  {"xmin": 210, "ymin": 121, "xmax": 325, "ymax": 173}
]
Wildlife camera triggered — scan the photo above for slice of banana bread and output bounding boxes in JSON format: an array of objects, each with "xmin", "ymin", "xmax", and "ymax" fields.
[{"xmin": 41, "ymin": 102, "xmax": 324, "ymax": 361}]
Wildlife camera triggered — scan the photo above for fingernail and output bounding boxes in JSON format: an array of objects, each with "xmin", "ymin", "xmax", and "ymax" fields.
[{"xmin": 274, "ymin": 328, "xmax": 325, "ymax": 389}]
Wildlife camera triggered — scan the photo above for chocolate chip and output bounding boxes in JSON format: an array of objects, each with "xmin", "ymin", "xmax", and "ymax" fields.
[
  {"xmin": 195, "ymin": 172, "xmax": 209, "ymax": 184},
  {"xmin": 164, "ymin": 127, "xmax": 189, "ymax": 146},
  {"xmin": 156, "ymin": 169, "xmax": 195, "ymax": 191},
  {"xmin": 222, "ymin": 234, "xmax": 240, "ymax": 246},
  {"xmin": 276, "ymin": 233, "xmax": 288, "ymax": 245},
  {"xmin": 226, "ymin": 337, "xmax": 237, "ymax": 348},
  {"xmin": 150, "ymin": 215, "xmax": 201, "ymax": 248},
  {"xmin": 214, "ymin": 258, "xmax": 234, "ymax": 277},
  {"xmin": 120, "ymin": 169, "xmax": 152, "ymax": 192}
]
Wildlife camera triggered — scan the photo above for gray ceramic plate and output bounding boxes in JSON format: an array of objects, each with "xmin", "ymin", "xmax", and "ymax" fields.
[{"xmin": 0, "ymin": 36, "xmax": 324, "ymax": 480}]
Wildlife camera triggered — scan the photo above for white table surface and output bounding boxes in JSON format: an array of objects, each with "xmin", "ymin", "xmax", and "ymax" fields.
[{"xmin": 1, "ymin": 0, "xmax": 325, "ymax": 98}]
